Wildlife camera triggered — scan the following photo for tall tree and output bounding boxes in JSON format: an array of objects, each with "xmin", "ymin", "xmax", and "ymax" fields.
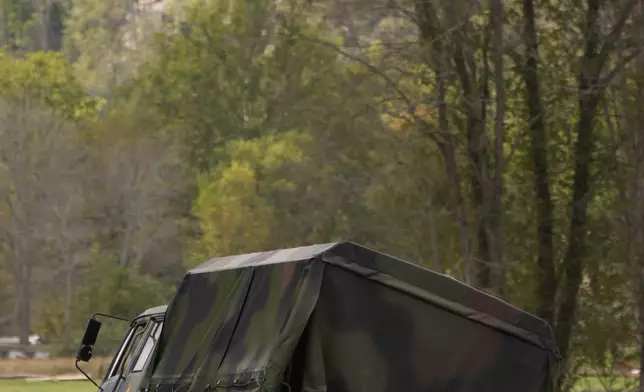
[
  {"xmin": 64, "ymin": 0, "xmax": 160, "ymax": 94},
  {"xmin": 0, "ymin": 98, "xmax": 79, "ymax": 344},
  {"xmin": 517, "ymin": 0, "xmax": 644, "ymax": 386}
]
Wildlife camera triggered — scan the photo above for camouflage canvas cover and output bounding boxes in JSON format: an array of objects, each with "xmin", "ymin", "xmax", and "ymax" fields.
[{"xmin": 142, "ymin": 241, "xmax": 561, "ymax": 392}]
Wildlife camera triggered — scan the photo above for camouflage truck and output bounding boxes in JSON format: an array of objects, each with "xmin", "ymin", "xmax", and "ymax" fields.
[
  {"xmin": 75, "ymin": 305, "xmax": 167, "ymax": 392},
  {"xmin": 78, "ymin": 241, "xmax": 562, "ymax": 392}
]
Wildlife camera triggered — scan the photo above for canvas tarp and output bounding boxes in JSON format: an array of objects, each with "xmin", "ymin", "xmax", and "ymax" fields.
[{"xmin": 142, "ymin": 241, "xmax": 561, "ymax": 392}]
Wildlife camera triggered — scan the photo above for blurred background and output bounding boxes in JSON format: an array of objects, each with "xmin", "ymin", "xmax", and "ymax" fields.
[{"xmin": 0, "ymin": 0, "xmax": 643, "ymax": 391}]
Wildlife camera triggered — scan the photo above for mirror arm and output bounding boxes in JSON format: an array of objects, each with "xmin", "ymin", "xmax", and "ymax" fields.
[
  {"xmin": 76, "ymin": 359, "xmax": 104, "ymax": 391},
  {"xmin": 76, "ymin": 313, "xmax": 130, "ymax": 362},
  {"xmin": 75, "ymin": 312, "xmax": 133, "ymax": 388}
]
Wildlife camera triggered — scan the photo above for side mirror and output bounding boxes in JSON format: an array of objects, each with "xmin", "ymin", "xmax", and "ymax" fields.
[{"xmin": 76, "ymin": 318, "xmax": 102, "ymax": 362}]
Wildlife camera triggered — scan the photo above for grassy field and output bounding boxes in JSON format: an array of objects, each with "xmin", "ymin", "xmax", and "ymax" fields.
[
  {"xmin": 0, "ymin": 356, "xmax": 111, "ymax": 377},
  {"xmin": 0, "ymin": 380, "xmax": 96, "ymax": 392},
  {"xmin": 0, "ymin": 358, "xmax": 637, "ymax": 392},
  {"xmin": 0, "ymin": 377, "xmax": 633, "ymax": 392},
  {"xmin": 0, "ymin": 357, "xmax": 110, "ymax": 392}
]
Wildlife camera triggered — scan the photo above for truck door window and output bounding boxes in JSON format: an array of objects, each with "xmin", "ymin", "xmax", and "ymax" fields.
[
  {"xmin": 132, "ymin": 321, "xmax": 163, "ymax": 372},
  {"xmin": 115, "ymin": 323, "xmax": 147, "ymax": 377}
]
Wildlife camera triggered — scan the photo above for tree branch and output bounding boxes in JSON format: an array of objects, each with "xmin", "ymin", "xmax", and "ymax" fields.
[
  {"xmin": 597, "ymin": 0, "xmax": 639, "ymax": 64},
  {"xmin": 600, "ymin": 47, "xmax": 643, "ymax": 87}
]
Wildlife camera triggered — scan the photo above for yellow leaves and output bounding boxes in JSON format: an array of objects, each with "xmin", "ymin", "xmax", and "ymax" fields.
[
  {"xmin": 195, "ymin": 164, "xmax": 273, "ymax": 257},
  {"xmin": 263, "ymin": 135, "xmax": 306, "ymax": 168},
  {"xmin": 383, "ymin": 113, "xmax": 410, "ymax": 132},
  {"xmin": 217, "ymin": 161, "xmax": 257, "ymax": 193},
  {"xmin": 225, "ymin": 130, "xmax": 309, "ymax": 169},
  {"xmin": 412, "ymin": 104, "xmax": 436, "ymax": 118},
  {"xmin": 193, "ymin": 131, "xmax": 311, "ymax": 257},
  {"xmin": 383, "ymin": 104, "xmax": 438, "ymax": 133},
  {"xmin": 0, "ymin": 50, "xmax": 98, "ymax": 121}
]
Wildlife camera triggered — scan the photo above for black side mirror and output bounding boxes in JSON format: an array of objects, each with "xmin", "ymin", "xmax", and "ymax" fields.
[{"xmin": 76, "ymin": 318, "xmax": 102, "ymax": 362}]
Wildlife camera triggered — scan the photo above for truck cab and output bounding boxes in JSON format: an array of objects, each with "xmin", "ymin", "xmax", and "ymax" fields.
[{"xmin": 75, "ymin": 305, "xmax": 167, "ymax": 392}]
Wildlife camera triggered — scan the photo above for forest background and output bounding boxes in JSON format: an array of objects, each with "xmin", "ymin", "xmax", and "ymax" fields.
[{"xmin": 0, "ymin": 0, "xmax": 643, "ymax": 390}]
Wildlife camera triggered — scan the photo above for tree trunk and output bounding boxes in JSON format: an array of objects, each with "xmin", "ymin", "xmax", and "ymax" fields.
[
  {"xmin": 633, "ymin": 36, "xmax": 644, "ymax": 392},
  {"xmin": 435, "ymin": 64, "xmax": 472, "ymax": 282},
  {"xmin": 426, "ymin": 194, "xmax": 442, "ymax": 272},
  {"xmin": 555, "ymin": 0, "xmax": 602, "ymax": 366},
  {"xmin": 489, "ymin": 0, "xmax": 505, "ymax": 296},
  {"xmin": 449, "ymin": 1, "xmax": 493, "ymax": 291},
  {"xmin": 520, "ymin": 0, "xmax": 557, "ymax": 326},
  {"xmin": 64, "ymin": 264, "xmax": 73, "ymax": 348},
  {"xmin": 450, "ymin": 18, "xmax": 491, "ymax": 290},
  {"xmin": 414, "ymin": 0, "xmax": 473, "ymax": 281},
  {"xmin": 639, "ymin": 262, "xmax": 644, "ymax": 392},
  {"xmin": 14, "ymin": 264, "xmax": 31, "ymax": 346},
  {"xmin": 39, "ymin": 0, "xmax": 51, "ymax": 51},
  {"xmin": 119, "ymin": 223, "xmax": 133, "ymax": 267},
  {"xmin": 555, "ymin": 100, "xmax": 599, "ymax": 363}
]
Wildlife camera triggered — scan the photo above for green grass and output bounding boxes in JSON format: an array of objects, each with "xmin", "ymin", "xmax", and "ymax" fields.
[
  {"xmin": 0, "ymin": 377, "xmax": 636, "ymax": 392},
  {"xmin": 0, "ymin": 380, "xmax": 97, "ymax": 392}
]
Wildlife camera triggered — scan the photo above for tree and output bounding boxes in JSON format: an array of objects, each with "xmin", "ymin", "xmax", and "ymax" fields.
[
  {"xmin": 0, "ymin": 98, "xmax": 81, "ymax": 344},
  {"xmin": 83, "ymin": 106, "xmax": 189, "ymax": 273},
  {"xmin": 64, "ymin": 0, "xmax": 162, "ymax": 94},
  {"xmin": 609, "ymin": 38, "xmax": 644, "ymax": 391},
  {"xmin": 302, "ymin": 0, "xmax": 510, "ymax": 291},
  {"xmin": 516, "ymin": 2, "xmax": 644, "ymax": 385},
  {"xmin": 127, "ymin": 0, "xmax": 365, "ymax": 171},
  {"xmin": 40, "ymin": 155, "xmax": 92, "ymax": 347},
  {"xmin": 0, "ymin": 50, "xmax": 96, "ymax": 344}
]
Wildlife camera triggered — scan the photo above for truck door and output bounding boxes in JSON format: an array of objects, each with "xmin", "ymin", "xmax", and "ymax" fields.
[
  {"xmin": 99, "ymin": 318, "xmax": 163, "ymax": 392},
  {"xmin": 123, "ymin": 319, "xmax": 163, "ymax": 392}
]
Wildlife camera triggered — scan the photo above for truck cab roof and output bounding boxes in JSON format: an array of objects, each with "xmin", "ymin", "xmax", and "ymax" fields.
[{"xmin": 135, "ymin": 305, "xmax": 167, "ymax": 320}]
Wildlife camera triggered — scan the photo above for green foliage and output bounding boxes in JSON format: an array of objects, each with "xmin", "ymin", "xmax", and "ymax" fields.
[
  {"xmin": 126, "ymin": 0, "xmax": 350, "ymax": 171},
  {"xmin": 191, "ymin": 131, "xmax": 310, "ymax": 262},
  {"xmin": 63, "ymin": 0, "xmax": 155, "ymax": 94},
  {"xmin": 0, "ymin": 0, "xmax": 36, "ymax": 50},
  {"xmin": 0, "ymin": 50, "xmax": 100, "ymax": 119},
  {"xmin": 0, "ymin": 0, "xmax": 641, "ymax": 387},
  {"xmin": 36, "ymin": 253, "xmax": 176, "ymax": 354}
]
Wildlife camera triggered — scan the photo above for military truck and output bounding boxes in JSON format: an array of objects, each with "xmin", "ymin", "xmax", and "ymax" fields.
[
  {"xmin": 77, "ymin": 241, "xmax": 562, "ymax": 392},
  {"xmin": 75, "ymin": 305, "xmax": 166, "ymax": 392}
]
